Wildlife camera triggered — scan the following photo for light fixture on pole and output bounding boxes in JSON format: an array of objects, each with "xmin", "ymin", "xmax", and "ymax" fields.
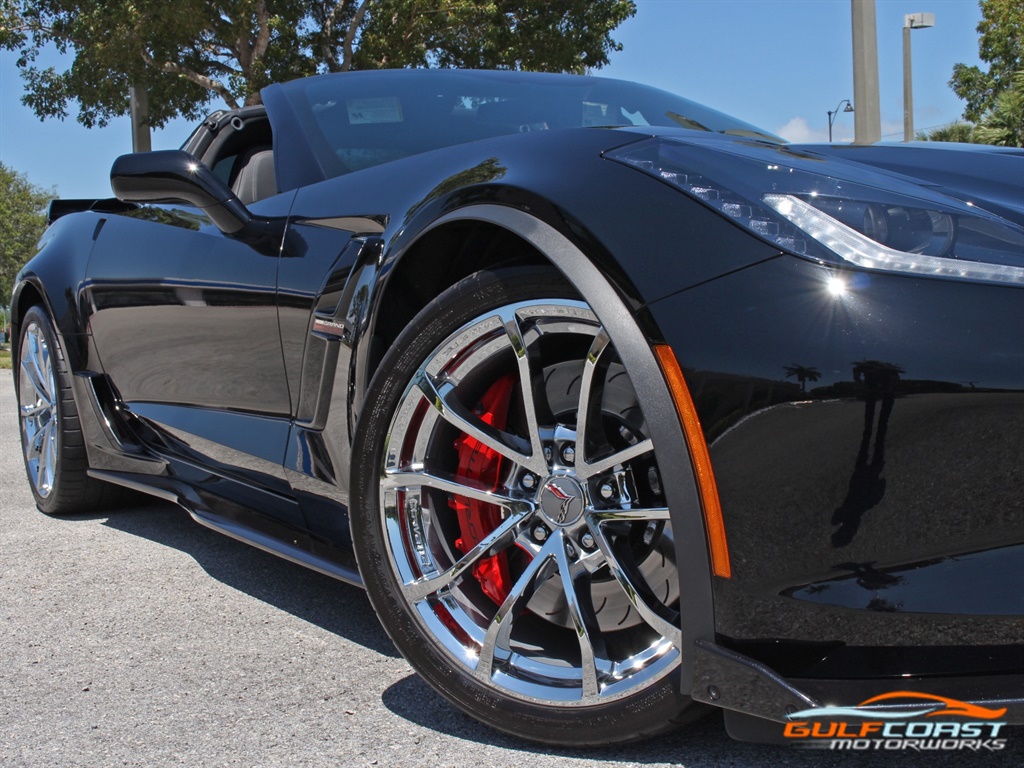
[
  {"xmin": 828, "ymin": 100, "xmax": 854, "ymax": 142},
  {"xmin": 903, "ymin": 12, "xmax": 935, "ymax": 142}
]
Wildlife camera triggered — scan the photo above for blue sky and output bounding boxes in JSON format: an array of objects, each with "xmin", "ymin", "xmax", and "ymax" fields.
[{"xmin": 0, "ymin": 0, "xmax": 984, "ymax": 199}]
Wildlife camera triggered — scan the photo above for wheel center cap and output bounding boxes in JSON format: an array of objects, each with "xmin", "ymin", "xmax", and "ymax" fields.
[{"xmin": 539, "ymin": 475, "xmax": 585, "ymax": 527}]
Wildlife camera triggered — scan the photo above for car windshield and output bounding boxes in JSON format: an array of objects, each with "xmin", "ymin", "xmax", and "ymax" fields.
[{"xmin": 276, "ymin": 70, "xmax": 783, "ymax": 179}]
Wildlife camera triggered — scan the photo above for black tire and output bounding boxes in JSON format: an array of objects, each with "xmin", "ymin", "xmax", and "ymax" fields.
[
  {"xmin": 16, "ymin": 306, "xmax": 122, "ymax": 514},
  {"xmin": 351, "ymin": 267, "xmax": 703, "ymax": 746}
]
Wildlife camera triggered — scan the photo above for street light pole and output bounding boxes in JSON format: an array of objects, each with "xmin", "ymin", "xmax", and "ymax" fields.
[
  {"xmin": 903, "ymin": 12, "xmax": 935, "ymax": 142},
  {"xmin": 828, "ymin": 100, "xmax": 855, "ymax": 142},
  {"xmin": 851, "ymin": 0, "xmax": 881, "ymax": 145}
]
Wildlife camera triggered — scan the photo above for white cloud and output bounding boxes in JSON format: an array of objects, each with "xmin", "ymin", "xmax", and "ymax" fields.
[
  {"xmin": 775, "ymin": 116, "xmax": 827, "ymax": 143},
  {"xmin": 776, "ymin": 115, "xmax": 886, "ymax": 144}
]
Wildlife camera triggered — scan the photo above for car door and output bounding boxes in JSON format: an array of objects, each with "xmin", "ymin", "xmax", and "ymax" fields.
[{"xmin": 82, "ymin": 200, "xmax": 297, "ymax": 505}]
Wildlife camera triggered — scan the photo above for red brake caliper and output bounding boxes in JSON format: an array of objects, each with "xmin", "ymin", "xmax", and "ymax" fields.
[{"xmin": 449, "ymin": 374, "xmax": 517, "ymax": 605}]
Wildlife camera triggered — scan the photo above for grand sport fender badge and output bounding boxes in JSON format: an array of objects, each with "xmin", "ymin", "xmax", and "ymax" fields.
[{"xmin": 312, "ymin": 317, "xmax": 347, "ymax": 338}]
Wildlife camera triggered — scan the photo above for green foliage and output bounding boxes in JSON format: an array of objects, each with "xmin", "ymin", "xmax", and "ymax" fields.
[
  {"xmin": 1, "ymin": 1, "xmax": 316, "ymax": 127},
  {"xmin": 950, "ymin": 0, "xmax": 1023, "ymax": 123},
  {"xmin": 922, "ymin": 69, "xmax": 1023, "ymax": 147},
  {"xmin": 0, "ymin": 162, "xmax": 51, "ymax": 306},
  {"xmin": 1, "ymin": 0, "xmax": 636, "ymax": 129},
  {"xmin": 917, "ymin": 122, "xmax": 976, "ymax": 143},
  {"xmin": 973, "ymin": 68, "xmax": 1024, "ymax": 146},
  {"xmin": 355, "ymin": 0, "xmax": 635, "ymax": 72}
]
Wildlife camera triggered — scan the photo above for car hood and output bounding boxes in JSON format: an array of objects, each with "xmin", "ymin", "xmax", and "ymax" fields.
[{"xmin": 788, "ymin": 141, "xmax": 1024, "ymax": 226}]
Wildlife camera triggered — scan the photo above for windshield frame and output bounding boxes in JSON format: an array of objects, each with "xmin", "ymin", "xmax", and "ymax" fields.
[{"xmin": 263, "ymin": 69, "xmax": 784, "ymax": 192}]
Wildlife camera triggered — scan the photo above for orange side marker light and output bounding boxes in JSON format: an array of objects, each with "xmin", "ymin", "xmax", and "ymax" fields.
[{"xmin": 653, "ymin": 344, "xmax": 731, "ymax": 578}]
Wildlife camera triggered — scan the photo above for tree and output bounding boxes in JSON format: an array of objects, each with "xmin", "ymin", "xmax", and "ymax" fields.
[
  {"xmin": 1, "ymin": 1, "xmax": 319, "ymax": 127},
  {"xmin": 0, "ymin": 162, "xmax": 51, "ymax": 306},
  {"xmin": 920, "ymin": 69, "xmax": 1023, "ymax": 147},
  {"xmin": 950, "ymin": 0, "xmax": 1023, "ymax": 123},
  {"xmin": 353, "ymin": 1, "xmax": 636, "ymax": 72},
  {"xmin": 1, "ymin": 1, "xmax": 636, "ymax": 129},
  {"xmin": 916, "ymin": 122, "xmax": 976, "ymax": 143},
  {"xmin": 973, "ymin": 68, "xmax": 1024, "ymax": 146}
]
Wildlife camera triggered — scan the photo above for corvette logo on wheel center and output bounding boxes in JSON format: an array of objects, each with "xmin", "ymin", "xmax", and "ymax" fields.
[{"xmin": 540, "ymin": 477, "xmax": 585, "ymax": 526}]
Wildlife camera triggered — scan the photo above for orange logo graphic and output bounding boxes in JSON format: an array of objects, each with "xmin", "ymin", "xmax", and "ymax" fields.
[{"xmin": 855, "ymin": 692, "xmax": 1007, "ymax": 720}]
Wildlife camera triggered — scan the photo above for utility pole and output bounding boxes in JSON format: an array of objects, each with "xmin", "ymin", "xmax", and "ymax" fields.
[
  {"xmin": 851, "ymin": 0, "xmax": 881, "ymax": 145},
  {"xmin": 130, "ymin": 84, "xmax": 152, "ymax": 153},
  {"xmin": 903, "ymin": 12, "xmax": 936, "ymax": 142}
]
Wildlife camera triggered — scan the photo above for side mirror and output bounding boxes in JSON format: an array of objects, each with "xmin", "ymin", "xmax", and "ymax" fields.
[{"xmin": 110, "ymin": 150, "xmax": 253, "ymax": 236}]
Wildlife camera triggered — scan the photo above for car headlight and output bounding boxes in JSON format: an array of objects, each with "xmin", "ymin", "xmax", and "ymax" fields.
[{"xmin": 607, "ymin": 137, "xmax": 1024, "ymax": 285}]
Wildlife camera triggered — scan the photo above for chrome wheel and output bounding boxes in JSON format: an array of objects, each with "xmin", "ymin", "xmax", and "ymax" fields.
[
  {"xmin": 18, "ymin": 321, "xmax": 59, "ymax": 498},
  {"xmin": 379, "ymin": 298, "xmax": 681, "ymax": 706}
]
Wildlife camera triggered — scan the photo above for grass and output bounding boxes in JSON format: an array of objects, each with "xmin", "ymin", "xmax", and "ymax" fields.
[{"xmin": 0, "ymin": 348, "xmax": 11, "ymax": 369}]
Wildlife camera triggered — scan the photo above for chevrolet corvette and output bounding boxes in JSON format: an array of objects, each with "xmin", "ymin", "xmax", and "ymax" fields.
[{"xmin": 11, "ymin": 69, "xmax": 1024, "ymax": 745}]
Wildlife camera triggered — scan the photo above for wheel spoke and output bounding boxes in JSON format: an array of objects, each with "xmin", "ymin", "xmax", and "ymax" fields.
[
  {"xmin": 403, "ymin": 509, "xmax": 529, "ymax": 602},
  {"xmin": 20, "ymin": 401, "xmax": 51, "ymax": 419},
  {"xmin": 29, "ymin": 422, "xmax": 46, "ymax": 454},
  {"xmin": 383, "ymin": 469, "xmax": 526, "ymax": 512},
  {"xmin": 22, "ymin": 345, "xmax": 52, "ymax": 405},
  {"xmin": 25, "ymin": 438, "xmax": 39, "ymax": 467},
  {"xmin": 40, "ymin": 420, "xmax": 53, "ymax": 463},
  {"xmin": 589, "ymin": 523, "xmax": 682, "ymax": 649},
  {"xmin": 43, "ymin": 420, "xmax": 58, "ymax": 487},
  {"xmin": 31, "ymin": 329, "xmax": 54, "ymax": 396},
  {"xmin": 553, "ymin": 534, "xmax": 603, "ymax": 699},
  {"xmin": 414, "ymin": 372, "xmax": 546, "ymax": 475},
  {"xmin": 476, "ymin": 537, "xmax": 559, "ymax": 682},
  {"xmin": 34, "ymin": 423, "xmax": 51, "ymax": 490},
  {"xmin": 579, "ymin": 438, "xmax": 654, "ymax": 480},
  {"xmin": 573, "ymin": 330, "xmax": 610, "ymax": 473},
  {"xmin": 497, "ymin": 308, "xmax": 547, "ymax": 470},
  {"xmin": 591, "ymin": 505, "xmax": 671, "ymax": 523}
]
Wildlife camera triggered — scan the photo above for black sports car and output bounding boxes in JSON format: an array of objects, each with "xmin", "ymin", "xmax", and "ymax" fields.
[{"xmin": 11, "ymin": 69, "xmax": 1023, "ymax": 746}]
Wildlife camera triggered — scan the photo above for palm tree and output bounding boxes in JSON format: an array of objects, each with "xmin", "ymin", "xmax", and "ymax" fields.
[{"xmin": 784, "ymin": 364, "xmax": 821, "ymax": 393}]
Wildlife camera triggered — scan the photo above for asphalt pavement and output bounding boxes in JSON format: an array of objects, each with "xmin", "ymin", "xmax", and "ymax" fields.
[{"xmin": 1, "ymin": 372, "xmax": 1017, "ymax": 767}]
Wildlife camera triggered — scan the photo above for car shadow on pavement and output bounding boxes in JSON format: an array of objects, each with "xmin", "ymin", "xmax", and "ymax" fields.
[
  {"xmin": 381, "ymin": 665, "xmax": 1024, "ymax": 765},
  {"xmin": 92, "ymin": 498, "xmax": 400, "ymax": 659},
  {"xmin": 381, "ymin": 672, "xmax": 740, "ymax": 764}
]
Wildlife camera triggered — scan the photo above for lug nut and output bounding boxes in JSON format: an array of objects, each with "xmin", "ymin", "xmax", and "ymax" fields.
[
  {"xmin": 599, "ymin": 482, "xmax": 616, "ymax": 500},
  {"xmin": 580, "ymin": 532, "xmax": 595, "ymax": 550},
  {"xmin": 647, "ymin": 466, "xmax": 662, "ymax": 495},
  {"xmin": 532, "ymin": 525, "xmax": 548, "ymax": 542},
  {"xmin": 543, "ymin": 446, "xmax": 553, "ymax": 464},
  {"xmin": 561, "ymin": 444, "xmax": 576, "ymax": 465},
  {"xmin": 565, "ymin": 541, "xmax": 576, "ymax": 558},
  {"xmin": 520, "ymin": 473, "xmax": 537, "ymax": 490},
  {"xmin": 643, "ymin": 521, "xmax": 657, "ymax": 546}
]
